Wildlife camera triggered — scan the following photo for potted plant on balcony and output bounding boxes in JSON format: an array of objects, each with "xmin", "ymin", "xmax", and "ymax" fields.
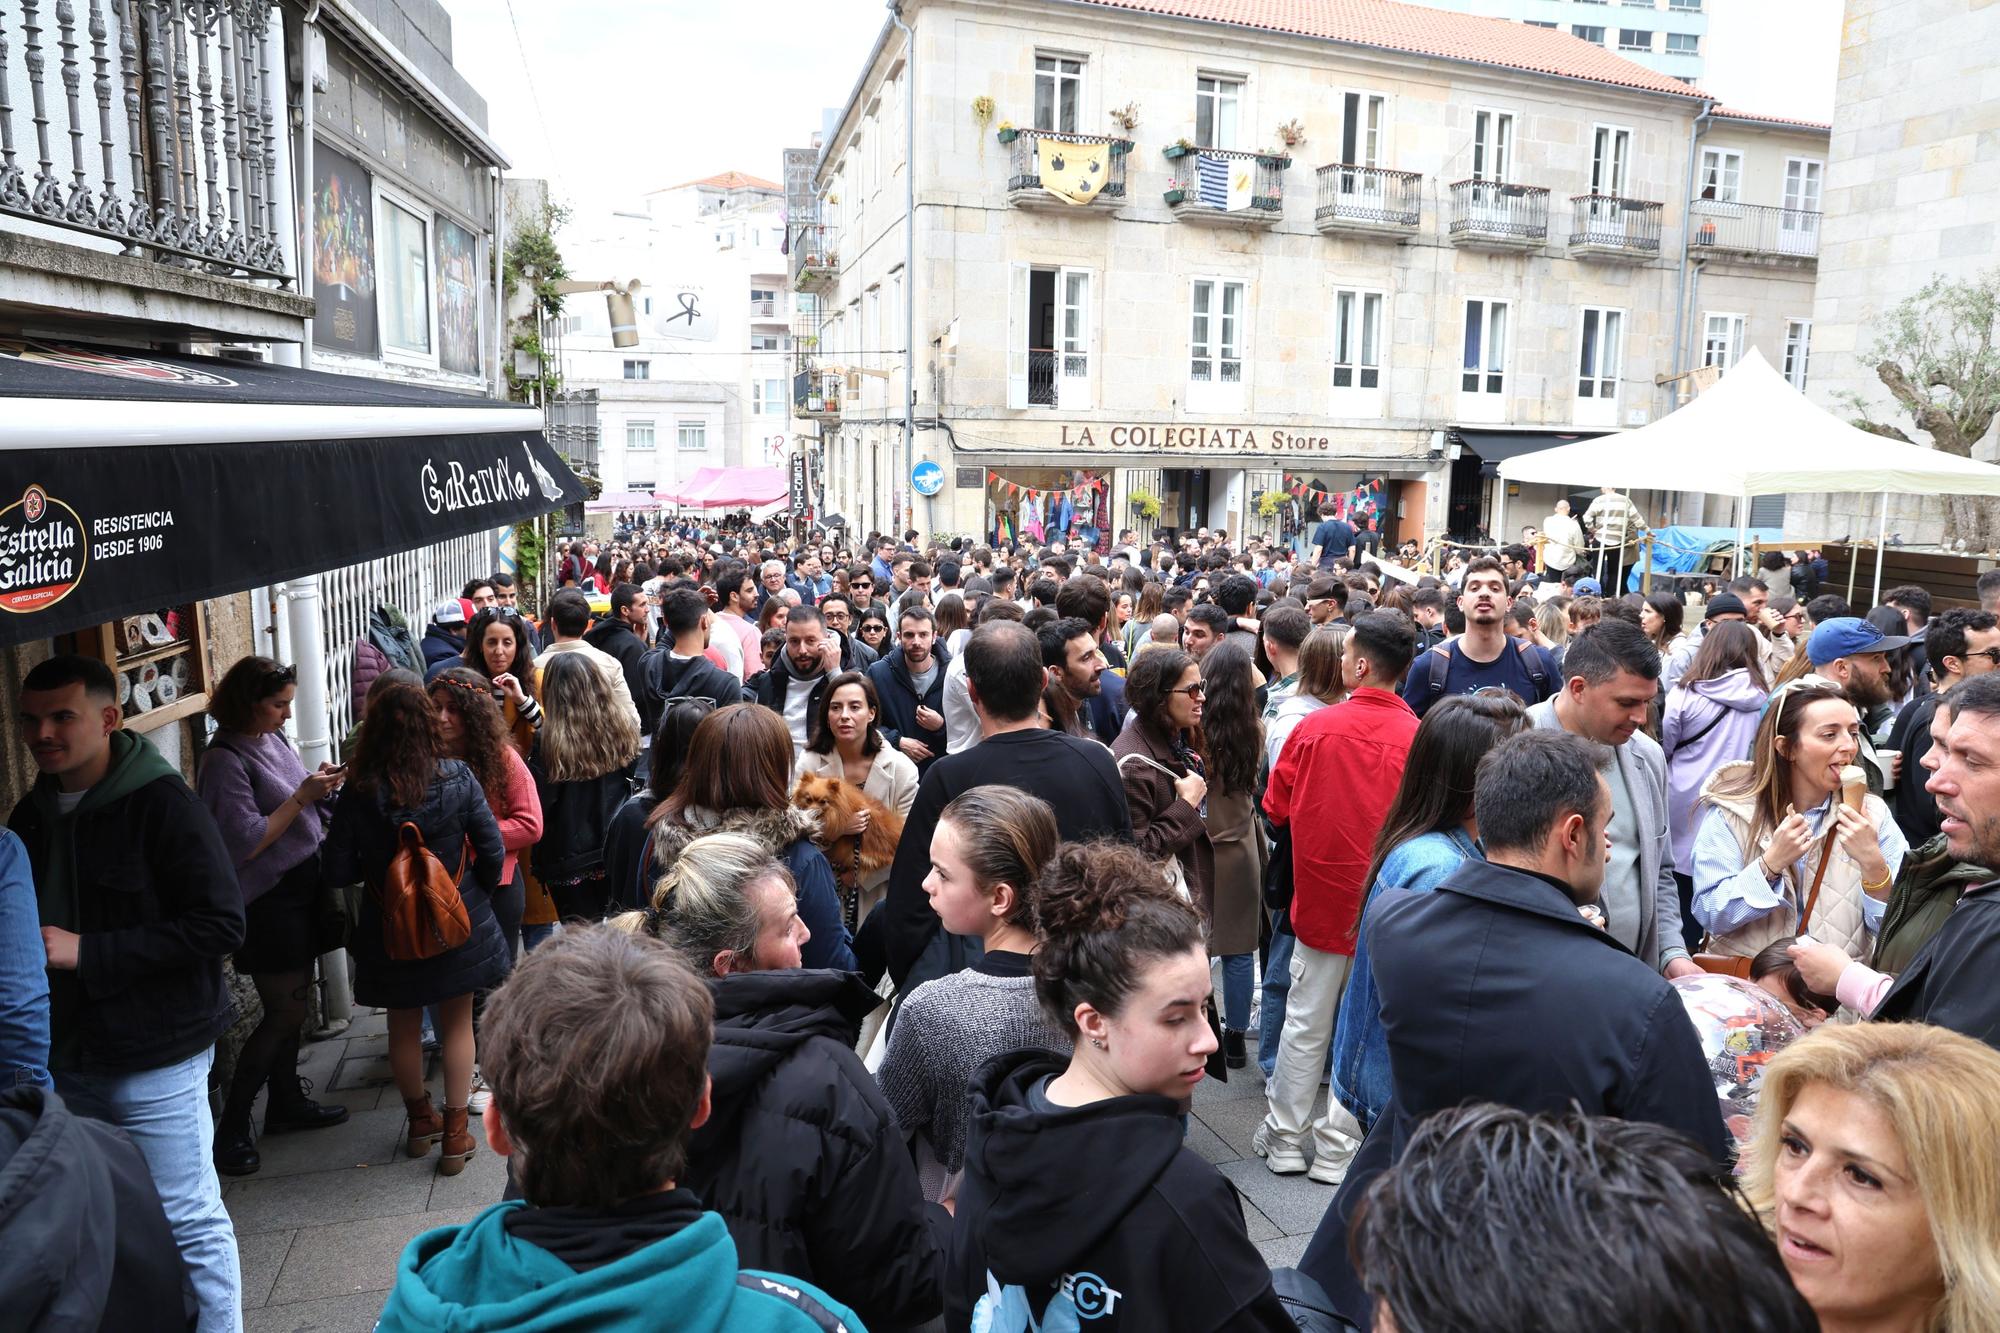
[
  {"xmin": 1163, "ymin": 137, "xmax": 1196, "ymax": 160},
  {"xmin": 1128, "ymin": 487, "xmax": 1162, "ymax": 521},
  {"xmin": 995, "ymin": 119, "xmax": 1019, "ymax": 144},
  {"xmin": 1109, "ymin": 102, "xmax": 1140, "ymax": 142},
  {"xmin": 1275, "ymin": 118, "xmax": 1307, "ymax": 149}
]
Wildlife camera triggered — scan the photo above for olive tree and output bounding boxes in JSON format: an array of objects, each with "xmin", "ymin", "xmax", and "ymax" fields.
[{"xmin": 1838, "ymin": 269, "xmax": 2000, "ymax": 550}]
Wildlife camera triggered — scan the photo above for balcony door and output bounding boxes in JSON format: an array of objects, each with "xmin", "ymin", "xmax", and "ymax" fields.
[
  {"xmin": 1781, "ymin": 158, "xmax": 1823, "ymax": 254},
  {"xmin": 1337, "ymin": 92, "xmax": 1388, "ymax": 207},
  {"xmin": 1587, "ymin": 125, "xmax": 1632, "ymax": 239},
  {"xmin": 1470, "ymin": 110, "xmax": 1515, "ymax": 227},
  {"xmin": 1009, "ymin": 264, "xmax": 1092, "ymax": 410}
]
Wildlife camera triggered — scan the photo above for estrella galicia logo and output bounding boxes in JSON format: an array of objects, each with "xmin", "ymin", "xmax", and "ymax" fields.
[{"xmin": 972, "ymin": 1271, "xmax": 1124, "ymax": 1331}]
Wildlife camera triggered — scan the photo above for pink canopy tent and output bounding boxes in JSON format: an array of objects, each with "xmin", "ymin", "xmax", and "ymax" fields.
[
  {"xmin": 655, "ymin": 465, "xmax": 788, "ymax": 509},
  {"xmin": 585, "ymin": 489, "xmax": 665, "ymax": 513}
]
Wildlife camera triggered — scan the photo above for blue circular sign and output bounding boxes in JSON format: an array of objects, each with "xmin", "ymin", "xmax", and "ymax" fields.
[{"xmin": 911, "ymin": 459, "xmax": 946, "ymax": 497}]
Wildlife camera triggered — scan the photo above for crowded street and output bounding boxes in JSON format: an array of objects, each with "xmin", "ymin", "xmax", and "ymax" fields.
[{"xmin": 4, "ymin": 1, "xmax": 2000, "ymax": 1331}]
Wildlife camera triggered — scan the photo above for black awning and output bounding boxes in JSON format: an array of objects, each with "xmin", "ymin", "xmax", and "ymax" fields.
[
  {"xmin": 1453, "ymin": 427, "xmax": 1612, "ymax": 479},
  {"xmin": 0, "ymin": 340, "xmax": 584, "ymax": 646}
]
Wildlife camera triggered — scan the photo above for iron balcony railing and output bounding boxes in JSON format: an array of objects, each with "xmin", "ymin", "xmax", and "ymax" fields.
[
  {"xmin": 1568, "ymin": 194, "xmax": 1663, "ymax": 253},
  {"xmin": 749, "ymin": 297, "xmax": 778, "ymax": 319},
  {"xmin": 1447, "ymin": 179, "xmax": 1550, "ymax": 240},
  {"xmin": 1004, "ymin": 127, "xmax": 1128, "ymax": 200},
  {"xmin": 1165, "ymin": 146, "xmax": 1286, "ymax": 213},
  {"xmin": 792, "ymin": 366, "xmax": 840, "ymax": 415},
  {"xmin": 1687, "ymin": 198, "xmax": 1822, "ymax": 258},
  {"xmin": 0, "ymin": 0, "xmax": 290, "ymax": 281},
  {"xmin": 1313, "ymin": 163, "xmax": 1421, "ymax": 226},
  {"xmin": 1028, "ymin": 348, "xmax": 1056, "ymax": 406},
  {"xmin": 789, "ymin": 220, "xmax": 837, "ymax": 285},
  {"xmin": 544, "ymin": 389, "xmax": 600, "ymax": 473}
]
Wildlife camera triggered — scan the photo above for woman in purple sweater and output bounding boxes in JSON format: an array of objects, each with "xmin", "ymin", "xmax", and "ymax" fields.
[{"xmin": 196, "ymin": 657, "xmax": 352, "ymax": 1176}]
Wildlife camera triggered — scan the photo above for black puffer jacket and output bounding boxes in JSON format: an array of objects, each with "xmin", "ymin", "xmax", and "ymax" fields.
[
  {"xmin": 683, "ymin": 969, "xmax": 943, "ymax": 1331},
  {"xmin": 322, "ymin": 760, "xmax": 508, "ymax": 1010},
  {"xmin": 0, "ymin": 1086, "xmax": 193, "ymax": 1331}
]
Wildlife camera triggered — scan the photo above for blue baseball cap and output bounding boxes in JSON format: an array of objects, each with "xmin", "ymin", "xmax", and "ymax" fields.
[
  {"xmin": 1572, "ymin": 577, "xmax": 1603, "ymax": 596},
  {"xmin": 1806, "ymin": 616, "xmax": 1911, "ymax": 666}
]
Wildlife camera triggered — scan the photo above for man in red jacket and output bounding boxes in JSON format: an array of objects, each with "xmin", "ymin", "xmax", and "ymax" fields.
[{"xmin": 1256, "ymin": 611, "xmax": 1420, "ymax": 1185}]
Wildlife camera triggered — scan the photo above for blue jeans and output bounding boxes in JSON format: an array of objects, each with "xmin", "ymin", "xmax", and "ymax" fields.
[
  {"xmin": 0, "ymin": 832, "xmax": 50, "ymax": 1089},
  {"xmin": 521, "ymin": 922, "xmax": 557, "ymax": 952},
  {"xmin": 1220, "ymin": 953, "xmax": 1255, "ymax": 1032},
  {"xmin": 1259, "ymin": 927, "xmax": 1295, "ymax": 1078},
  {"xmin": 58, "ymin": 1049, "xmax": 242, "ymax": 1333}
]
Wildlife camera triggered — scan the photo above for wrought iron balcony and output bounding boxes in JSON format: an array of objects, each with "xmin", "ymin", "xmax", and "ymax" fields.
[
  {"xmin": 789, "ymin": 220, "xmax": 838, "ymax": 289},
  {"xmin": 545, "ymin": 389, "xmax": 600, "ymax": 473},
  {"xmin": 0, "ymin": 0, "xmax": 290, "ymax": 282},
  {"xmin": 1313, "ymin": 164, "xmax": 1421, "ymax": 239},
  {"xmin": 1447, "ymin": 180, "xmax": 1549, "ymax": 250},
  {"xmin": 792, "ymin": 365, "xmax": 841, "ymax": 419},
  {"xmin": 1002, "ymin": 128, "xmax": 1129, "ymax": 212},
  {"xmin": 1163, "ymin": 146, "xmax": 1285, "ymax": 227},
  {"xmin": 748, "ymin": 297, "xmax": 785, "ymax": 322},
  {"xmin": 1567, "ymin": 194, "xmax": 1662, "ymax": 261},
  {"xmin": 1687, "ymin": 198, "xmax": 1821, "ymax": 262}
]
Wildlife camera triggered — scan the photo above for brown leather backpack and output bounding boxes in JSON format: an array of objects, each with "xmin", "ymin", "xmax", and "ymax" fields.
[{"xmin": 378, "ymin": 822, "xmax": 472, "ymax": 961}]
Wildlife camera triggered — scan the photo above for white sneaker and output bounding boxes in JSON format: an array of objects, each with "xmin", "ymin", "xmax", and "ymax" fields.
[
  {"xmin": 1252, "ymin": 1122, "xmax": 1308, "ymax": 1175},
  {"xmin": 1308, "ymin": 1149, "xmax": 1354, "ymax": 1187},
  {"xmin": 466, "ymin": 1071, "xmax": 491, "ymax": 1116}
]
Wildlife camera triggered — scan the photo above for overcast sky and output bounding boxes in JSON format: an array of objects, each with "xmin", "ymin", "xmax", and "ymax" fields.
[
  {"xmin": 445, "ymin": 0, "xmax": 889, "ymax": 219},
  {"xmin": 442, "ymin": 0, "xmax": 1842, "ymax": 222}
]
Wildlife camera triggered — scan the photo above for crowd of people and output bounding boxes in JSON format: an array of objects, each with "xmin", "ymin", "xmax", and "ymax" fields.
[{"xmin": 6, "ymin": 504, "xmax": 2000, "ymax": 1332}]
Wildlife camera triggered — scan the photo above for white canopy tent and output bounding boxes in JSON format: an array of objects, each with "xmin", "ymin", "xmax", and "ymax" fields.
[{"xmin": 1495, "ymin": 348, "xmax": 2000, "ymax": 600}]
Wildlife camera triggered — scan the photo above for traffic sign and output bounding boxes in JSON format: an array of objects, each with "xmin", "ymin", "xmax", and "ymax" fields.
[{"xmin": 911, "ymin": 459, "xmax": 945, "ymax": 496}]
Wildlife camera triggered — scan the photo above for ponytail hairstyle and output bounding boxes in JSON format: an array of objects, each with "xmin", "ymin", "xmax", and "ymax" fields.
[
  {"xmin": 938, "ymin": 787, "xmax": 1059, "ymax": 928},
  {"xmin": 610, "ymin": 831, "xmax": 793, "ymax": 975},
  {"xmin": 1030, "ymin": 839, "xmax": 1205, "ymax": 1035}
]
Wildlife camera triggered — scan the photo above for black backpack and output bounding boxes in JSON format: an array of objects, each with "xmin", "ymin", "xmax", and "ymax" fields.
[{"xmin": 1421, "ymin": 638, "xmax": 1554, "ymax": 704}]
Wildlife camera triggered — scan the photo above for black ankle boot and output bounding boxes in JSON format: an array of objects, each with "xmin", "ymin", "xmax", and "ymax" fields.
[
  {"xmin": 1223, "ymin": 1029, "xmax": 1248, "ymax": 1070},
  {"xmin": 262, "ymin": 1076, "xmax": 350, "ymax": 1134},
  {"xmin": 214, "ymin": 1115, "xmax": 260, "ymax": 1176}
]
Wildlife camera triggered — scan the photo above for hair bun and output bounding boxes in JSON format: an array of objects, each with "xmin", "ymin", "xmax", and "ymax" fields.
[{"xmin": 1029, "ymin": 840, "xmax": 1182, "ymax": 942}]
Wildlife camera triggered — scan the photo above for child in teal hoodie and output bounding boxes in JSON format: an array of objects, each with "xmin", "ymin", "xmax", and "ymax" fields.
[{"xmin": 373, "ymin": 924, "xmax": 863, "ymax": 1333}]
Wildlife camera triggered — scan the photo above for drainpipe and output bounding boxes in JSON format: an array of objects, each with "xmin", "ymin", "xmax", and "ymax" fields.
[
  {"xmin": 889, "ymin": 0, "xmax": 915, "ymax": 534},
  {"xmin": 1667, "ymin": 97, "xmax": 1714, "ymax": 415},
  {"xmin": 492, "ymin": 167, "xmax": 507, "ymax": 402},
  {"xmin": 299, "ymin": 2, "xmax": 322, "ymax": 372}
]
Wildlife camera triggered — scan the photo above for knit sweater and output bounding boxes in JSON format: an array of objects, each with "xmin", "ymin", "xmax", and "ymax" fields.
[{"xmin": 875, "ymin": 954, "xmax": 1070, "ymax": 1173}]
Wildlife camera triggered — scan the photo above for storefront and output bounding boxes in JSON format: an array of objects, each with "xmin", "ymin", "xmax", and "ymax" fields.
[{"xmin": 924, "ymin": 417, "xmax": 1437, "ymax": 554}]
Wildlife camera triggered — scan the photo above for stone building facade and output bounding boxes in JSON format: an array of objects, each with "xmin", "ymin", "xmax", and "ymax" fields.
[{"xmin": 799, "ymin": 0, "xmax": 1826, "ymax": 550}]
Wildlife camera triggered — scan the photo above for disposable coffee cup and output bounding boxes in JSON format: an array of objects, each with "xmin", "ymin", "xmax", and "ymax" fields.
[{"xmin": 1876, "ymin": 749, "xmax": 1901, "ymax": 791}]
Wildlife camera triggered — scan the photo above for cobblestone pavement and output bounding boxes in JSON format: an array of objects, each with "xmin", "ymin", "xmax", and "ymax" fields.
[{"xmin": 236, "ymin": 1012, "xmax": 1340, "ymax": 1331}]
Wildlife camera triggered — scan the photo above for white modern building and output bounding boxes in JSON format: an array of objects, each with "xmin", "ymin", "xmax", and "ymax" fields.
[
  {"xmin": 1407, "ymin": 0, "xmax": 1708, "ymax": 83},
  {"xmin": 559, "ymin": 173, "xmax": 798, "ymax": 500},
  {"xmin": 797, "ymin": 0, "xmax": 1827, "ymax": 548}
]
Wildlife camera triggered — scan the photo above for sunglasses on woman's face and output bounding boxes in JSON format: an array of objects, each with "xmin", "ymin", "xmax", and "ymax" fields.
[{"xmin": 1169, "ymin": 683, "xmax": 1205, "ymax": 700}]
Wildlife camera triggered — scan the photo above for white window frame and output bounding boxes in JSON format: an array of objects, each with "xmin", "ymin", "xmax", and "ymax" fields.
[
  {"xmin": 625, "ymin": 420, "xmax": 657, "ymax": 488},
  {"xmin": 1699, "ymin": 147, "xmax": 1743, "ymax": 205},
  {"xmin": 1195, "ymin": 73, "xmax": 1245, "ymax": 150},
  {"xmin": 1590, "ymin": 123, "xmax": 1633, "ymax": 198},
  {"xmin": 1571, "ymin": 24, "xmax": 1606, "ymax": 44},
  {"xmin": 1033, "ymin": 52, "xmax": 1085, "ymax": 135},
  {"xmin": 1187, "ymin": 276, "xmax": 1247, "ymax": 413},
  {"xmin": 1618, "ymin": 28, "xmax": 1654, "ymax": 51},
  {"xmin": 1337, "ymin": 90, "xmax": 1388, "ymax": 168},
  {"xmin": 1784, "ymin": 319, "xmax": 1812, "ymax": 390},
  {"xmin": 622, "ymin": 359, "xmax": 650, "ymax": 380},
  {"xmin": 676, "ymin": 419, "xmax": 709, "ymax": 452},
  {"xmin": 1703, "ymin": 312, "xmax": 1747, "ymax": 371},
  {"xmin": 751, "ymin": 333, "xmax": 782, "ymax": 352},
  {"xmin": 756, "ymin": 377, "xmax": 783, "ymax": 415},
  {"xmin": 1665, "ymin": 31, "xmax": 1699, "ymax": 54},
  {"xmin": 375, "ymin": 184, "xmax": 438, "ymax": 367},
  {"xmin": 1576, "ymin": 306, "xmax": 1626, "ymax": 427},
  {"xmin": 1006, "ymin": 262, "xmax": 1096, "ymax": 411},
  {"xmin": 1669, "ymin": 0, "xmax": 1702, "ymax": 10},
  {"xmin": 1459, "ymin": 298, "xmax": 1510, "ymax": 422},
  {"xmin": 1472, "ymin": 108, "xmax": 1514, "ymax": 183},
  {"xmin": 1330, "ymin": 287, "xmax": 1386, "ymax": 409}
]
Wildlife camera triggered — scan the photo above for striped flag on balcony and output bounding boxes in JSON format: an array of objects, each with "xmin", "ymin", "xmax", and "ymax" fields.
[{"xmin": 1196, "ymin": 153, "xmax": 1230, "ymax": 208}]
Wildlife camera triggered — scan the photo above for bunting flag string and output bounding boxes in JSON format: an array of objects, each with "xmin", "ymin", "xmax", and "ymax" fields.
[
  {"xmin": 985, "ymin": 470, "xmax": 1108, "ymax": 504},
  {"xmin": 1285, "ymin": 474, "xmax": 1388, "ymax": 519}
]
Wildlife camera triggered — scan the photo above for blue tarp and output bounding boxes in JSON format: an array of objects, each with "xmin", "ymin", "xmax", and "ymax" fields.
[{"xmin": 1624, "ymin": 525, "xmax": 1785, "ymax": 592}]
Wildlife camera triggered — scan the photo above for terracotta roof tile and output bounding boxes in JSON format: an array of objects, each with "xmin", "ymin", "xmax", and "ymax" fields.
[
  {"xmin": 1711, "ymin": 106, "xmax": 1832, "ymax": 132},
  {"xmin": 1072, "ymin": 0, "xmax": 1705, "ymax": 100}
]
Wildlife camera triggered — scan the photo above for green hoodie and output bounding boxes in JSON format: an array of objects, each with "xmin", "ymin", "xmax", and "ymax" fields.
[
  {"xmin": 28, "ymin": 730, "xmax": 181, "ymax": 1070},
  {"xmin": 1872, "ymin": 832, "xmax": 1991, "ymax": 976},
  {"xmin": 375, "ymin": 1201, "xmax": 864, "ymax": 1333}
]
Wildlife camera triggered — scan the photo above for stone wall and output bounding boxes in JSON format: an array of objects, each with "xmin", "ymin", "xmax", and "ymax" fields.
[{"xmin": 1795, "ymin": 0, "xmax": 2000, "ymax": 546}]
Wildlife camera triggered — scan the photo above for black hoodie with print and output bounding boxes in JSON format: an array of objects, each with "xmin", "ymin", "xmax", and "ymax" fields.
[{"xmin": 947, "ymin": 1049, "xmax": 1293, "ymax": 1333}]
